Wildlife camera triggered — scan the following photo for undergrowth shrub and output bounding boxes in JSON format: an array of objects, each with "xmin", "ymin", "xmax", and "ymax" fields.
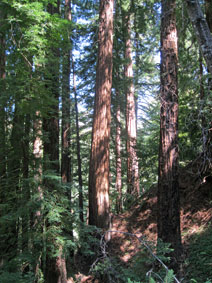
[
  {"xmin": 89, "ymin": 232, "xmax": 177, "ymax": 283},
  {"xmin": 185, "ymin": 225, "xmax": 212, "ymax": 282}
]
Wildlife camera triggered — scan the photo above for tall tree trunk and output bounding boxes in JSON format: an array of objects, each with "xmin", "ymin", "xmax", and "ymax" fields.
[
  {"xmin": 61, "ymin": 1, "xmax": 73, "ymax": 253},
  {"xmin": 33, "ymin": 111, "xmax": 44, "ymax": 280},
  {"xmin": 124, "ymin": 15, "xmax": 140, "ymax": 196},
  {"xmin": 88, "ymin": 0, "xmax": 114, "ymax": 230},
  {"xmin": 73, "ymin": 60, "xmax": 84, "ymax": 223},
  {"xmin": 115, "ymin": 90, "xmax": 122, "ymax": 213},
  {"xmin": 7, "ymin": 103, "xmax": 23, "ymax": 262},
  {"xmin": 44, "ymin": 2, "xmax": 67, "ymax": 282},
  {"xmin": 0, "ymin": 9, "xmax": 7, "ymax": 267},
  {"xmin": 185, "ymin": 0, "xmax": 212, "ymax": 75},
  {"xmin": 21, "ymin": 114, "xmax": 30, "ymax": 253},
  {"xmin": 0, "ymin": 12, "xmax": 6, "ymax": 186},
  {"xmin": 203, "ymin": 0, "xmax": 212, "ymax": 172},
  {"xmin": 158, "ymin": 0, "xmax": 182, "ymax": 271},
  {"xmin": 61, "ymin": 0, "xmax": 71, "ymax": 187}
]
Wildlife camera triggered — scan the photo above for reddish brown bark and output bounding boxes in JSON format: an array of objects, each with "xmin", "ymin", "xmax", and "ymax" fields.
[
  {"xmin": 73, "ymin": 60, "xmax": 84, "ymax": 223},
  {"xmin": 89, "ymin": 0, "xmax": 114, "ymax": 230},
  {"xmin": 125, "ymin": 15, "xmax": 139, "ymax": 196},
  {"xmin": 157, "ymin": 0, "xmax": 182, "ymax": 269}
]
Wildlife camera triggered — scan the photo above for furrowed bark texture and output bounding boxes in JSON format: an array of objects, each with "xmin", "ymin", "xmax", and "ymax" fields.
[
  {"xmin": 158, "ymin": 0, "xmax": 182, "ymax": 268},
  {"xmin": 185, "ymin": 0, "xmax": 212, "ymax": 75},
  {"xmin": 89, "ymin": 0, "xmax": 114, "ymax": 229},
  {"xmin": 125, "ymin": 15, "xmax": 139, "ymax": 196}
]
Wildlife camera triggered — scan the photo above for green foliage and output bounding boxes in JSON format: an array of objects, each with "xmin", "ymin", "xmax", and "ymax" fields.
[
  {"xmin": 148, "ymin": 269, "xmax": 174, "ymax": 283},
  {"xmin": 185, "ymin": 226, "xmax": 212, "ymax": 282},
  {"xmin": 138, "ymin": 98, "xmax": 160, "ymax": 191},
  {"xmin": 1, "ymin": 0, "xmax": 212, "ymax": 282},
  {"xmin": 87, "ymin": 235, "xmax": 178, "ymax": 283}
]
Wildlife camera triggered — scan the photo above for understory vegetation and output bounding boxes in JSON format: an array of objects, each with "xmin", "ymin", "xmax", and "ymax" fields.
[{"xmin": 0, "ymin": 0, "xmax": 212, "ymax": 282}]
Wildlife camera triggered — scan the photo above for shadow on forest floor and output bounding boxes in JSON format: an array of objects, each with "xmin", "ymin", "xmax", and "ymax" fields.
[{"xmin": 70, "ymin": 160, "xmax": 212, "ymax": 282}]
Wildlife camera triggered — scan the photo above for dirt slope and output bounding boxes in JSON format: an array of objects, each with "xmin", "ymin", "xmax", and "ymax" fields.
[
  {"xmin": 71, "ymin": 160, "xmax": 212, "ymax": 282},
  {"xmin": 110, "ymin": 161, "xmax": 212, "ymax": 264}
]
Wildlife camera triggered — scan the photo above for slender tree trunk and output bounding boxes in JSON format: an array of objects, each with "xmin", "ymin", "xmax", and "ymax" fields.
[
  {"xmin": 61, "ymin": 0, "xmax": 71, "ymax": 186},
  {"xmin": 158, "ymin": 0, "xmax": 182, "ymax": 271},
  {"xmin": 21, "ymin": 114, "xmax": 30, "ymax": 253},
  {"xmin": 185, "ymin": 0, "xmax": 212, "ymax": 75},
  {"xmin": 0, "ymin": 14, "xmax": 6, "ymax": 186},
  {"xmin": 205, "ymin": 0, "xmax": 212, "ymax": 32},
  {"xmin": 33, "ymin": 111, "xmax": 44, "ymax": 279},
  {"xmin": 7, "ymin": 103, "xmax": 23, "ymax": 261},
  {"xmin": 185, "ymin": 1, "xmax": 212, "ymax": 170},
  {"xmin": 135, "ymin": 31, "xmax": 139, "ymax": 133},
  {"xmin": 115, "ymin": 91, "xmax": 122, "ymax": 213},
  {"xmin": 44, "ymin": 2, "xmax": 67, "ymax": 282},
  {"xmin": 124, "ymin": 15, "xmax": 140, "ymax": 196},
  {"xmin": 61, "ymin": 1, "xmax": 73, "ymax": 254},
  {"xmin": 203, "ymin": 0, "xmax": 212, "ymax": 172},
  {"xmin": 0, "ymin": 10, "xmax": 7, "ymax": 267},
  {"xmin": 88, "ymin": 0, "xmax": 114, "ymax": 230},
  {"xmin": 73, "ymin": 60, "xmax": 84, "ymax": 223}
]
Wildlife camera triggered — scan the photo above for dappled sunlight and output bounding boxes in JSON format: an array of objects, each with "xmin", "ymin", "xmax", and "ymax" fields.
[{"xmin": 109, "ymin": 163, "xmax": 212, "ymax": 273}]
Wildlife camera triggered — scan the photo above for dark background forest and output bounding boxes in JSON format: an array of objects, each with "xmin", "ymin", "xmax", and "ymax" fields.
[{"xmin": 0, "ymin": 0, "xmax": 212, "ymax": 282}]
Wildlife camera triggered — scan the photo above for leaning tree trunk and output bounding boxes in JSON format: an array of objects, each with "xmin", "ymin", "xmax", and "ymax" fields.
[
  {"xmin": 185, "ymin": 0, "xmax": 212, "ymax": 75},
  {"xmin": 158, "ymin": 0, "xmax": 182, "ymax": 272},
  {"xmin": 189, "ymin": 0, "xmax": 212, "ymax": 173},
  {"xmin": 88, "ymin": 0, "xmax": 114, "ymax": 230},
  {"xmin": 205, "ymin": 0, "xmax": 212, "ymax": 32},
  {"xmin": 124, "ymin": 14, "xmax": 140, "ymax": 197}
]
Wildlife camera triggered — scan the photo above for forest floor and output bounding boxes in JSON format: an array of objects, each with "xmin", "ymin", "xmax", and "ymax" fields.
[{"xmin": 70, "ymin": 158, "xmax": 212, "ymax": 282}]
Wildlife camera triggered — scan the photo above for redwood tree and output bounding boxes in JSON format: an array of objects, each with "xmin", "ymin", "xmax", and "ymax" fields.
[
  {"xmin": 44, "ymin": 2, "xmax": 67, "ymax": 282},
  {"xmin": 124, "ymin": 11, "xmax": 140, "ymax": 196},
  {"xmin": 157, "ymin": 0, "xmax": 182, "ymax": 269},
  {"xmin": 88, "ymin": 0, "xmax": 114, "ymax": 230}
]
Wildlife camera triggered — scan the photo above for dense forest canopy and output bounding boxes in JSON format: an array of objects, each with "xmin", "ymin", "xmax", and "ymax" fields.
[{"xmin": 0, "ymin": 0, "xmax": 211, "ymax": 282}]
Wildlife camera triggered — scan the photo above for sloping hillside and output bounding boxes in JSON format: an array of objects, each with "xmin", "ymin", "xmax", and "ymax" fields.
[
  {"xmin": 71, "ymin": 162, "xmax": 212, "ymax": 282},
  {"xmin": 109, "ymin": 160, "xmax": 212, "ymax": 281}
]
